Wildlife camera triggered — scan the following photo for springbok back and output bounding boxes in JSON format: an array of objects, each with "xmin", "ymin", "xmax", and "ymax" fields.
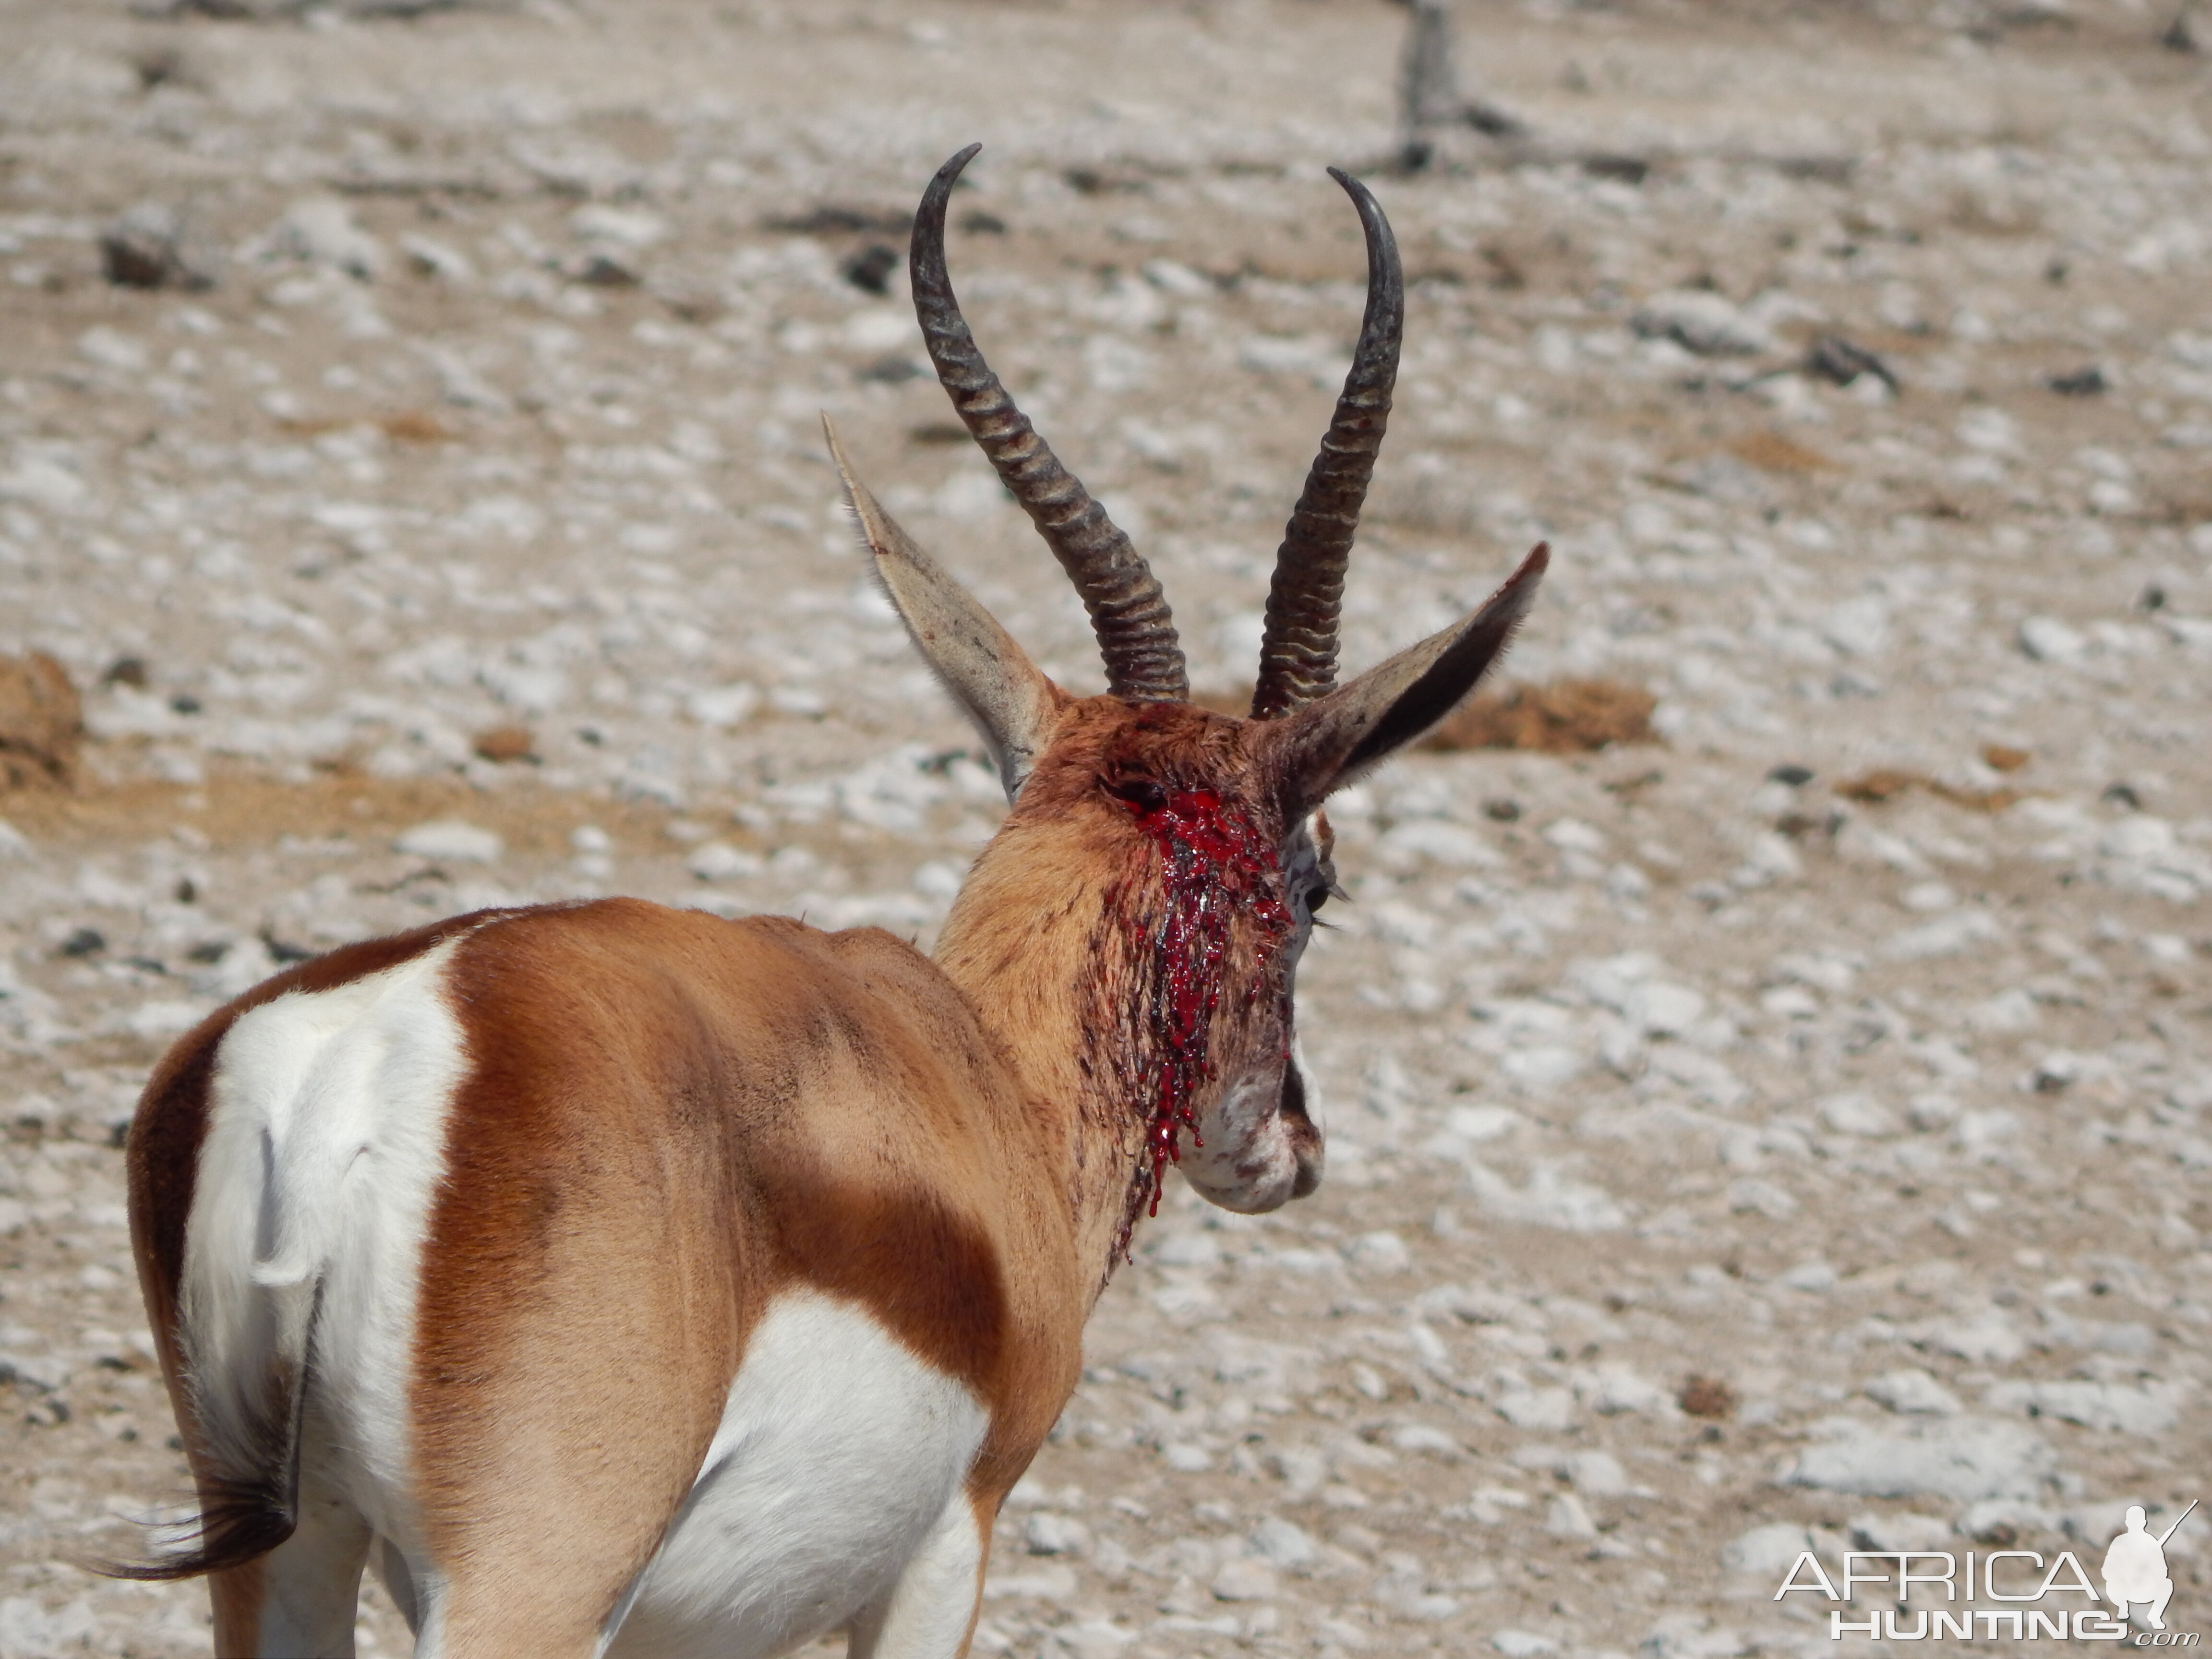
[{"xmin": 120, "ymin": 146, "xmax": 1545, "ymax": 1659}]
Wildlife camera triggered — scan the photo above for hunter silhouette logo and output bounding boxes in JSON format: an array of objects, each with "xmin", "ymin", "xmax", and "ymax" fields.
[
  {"xmin": 2106, "ymin": 1503, "xmax": 2196, "ymax": 1633},
  {"xmin": 1775, "ymin": 1499, "xmax": 2199, "ymax": 1643}
]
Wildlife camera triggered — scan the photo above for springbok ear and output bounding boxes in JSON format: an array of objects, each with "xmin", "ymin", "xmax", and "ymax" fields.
[
  {"xmin": 824, "ymin": 417, "xmax": 1069, "ymax": 800},
  {"xmin": 1259, "ymin": 543, "xmax": 1547, "ymax": 817}
]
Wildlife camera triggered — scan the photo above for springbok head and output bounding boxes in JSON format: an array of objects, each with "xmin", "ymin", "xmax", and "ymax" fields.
[{"xmin": 828, "ymin": 145, "xmax": 1545, "ymax": 1240}]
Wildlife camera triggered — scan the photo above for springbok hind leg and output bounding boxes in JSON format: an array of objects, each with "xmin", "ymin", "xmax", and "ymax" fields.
[
  {"xmin": 207, "ymin": 1479, "xmax": 373, "ymax": 1658},
  {"xmin": 846, "ymin": 1495, "xmax": 988, "ymax": 1659}
]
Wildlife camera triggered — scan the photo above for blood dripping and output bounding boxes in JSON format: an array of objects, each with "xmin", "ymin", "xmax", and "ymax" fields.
[{"xmin": 1114, "ymin": 784, "xmax": 1290, "ymax": 1223}]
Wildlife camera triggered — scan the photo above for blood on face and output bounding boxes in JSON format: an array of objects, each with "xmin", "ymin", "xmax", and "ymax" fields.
[{"xmin": 1109, "ymin": 781, "xmax": 1293, "ymax": 1227}]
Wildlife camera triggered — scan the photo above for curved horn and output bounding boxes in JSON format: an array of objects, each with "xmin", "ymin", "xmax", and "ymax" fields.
[
  {"xmin": 1249, "ymin": 168, "xmax": 1403, "ymax": 720},
  {"xmin": 911, "ymin": 144, "xmax": 1188, "ymax": 703}
]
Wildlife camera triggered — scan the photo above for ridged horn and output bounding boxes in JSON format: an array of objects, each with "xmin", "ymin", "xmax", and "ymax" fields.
[
  {"xmin": 1249, "ymin": 168, "xmax": 1403, "ymax": 720},
  {"xmin": 911, "ymin": 144, "xmax": 1188, "ymax": 703}
]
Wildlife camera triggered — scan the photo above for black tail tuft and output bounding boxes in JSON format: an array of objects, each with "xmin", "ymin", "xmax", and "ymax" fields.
[
  {"xmin": 95, "ymin": 1289, "xmax": 317, "ymax": 1583},
  {"xmin": 92, "ymin": 1469, "xmax": 300, "ymax": 1582}
]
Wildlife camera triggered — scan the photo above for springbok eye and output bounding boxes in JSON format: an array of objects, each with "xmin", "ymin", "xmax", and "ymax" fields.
[{"xmin": 1304, "ymin": 885, "xmax": 1332, "ymax": 915}]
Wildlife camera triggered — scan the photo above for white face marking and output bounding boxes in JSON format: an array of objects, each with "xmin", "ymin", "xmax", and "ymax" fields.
[
  {"xmin": 606, "ymin": 1290, "xmax": 989, "ymax": 1659},
  {"xmin": 1183, "ymin": 1033, "xmax": 1325, "ymax": 1214},
  {"xmin": 182, "ymin": 938, "xmax": 470, "ymax": 1558}
]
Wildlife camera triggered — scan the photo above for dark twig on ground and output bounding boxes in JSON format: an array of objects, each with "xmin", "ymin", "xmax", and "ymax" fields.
[
  {"xmin": 99, "ymin": 203, "xmax": 215, "ymax": 291},
  {"xmin": 2044, "ymin": 366, "xmax": 2107, "ymax": 397},
  {"xmin": 1804, "ymin": 335, "xmax": 1899, "ymax": 394}
]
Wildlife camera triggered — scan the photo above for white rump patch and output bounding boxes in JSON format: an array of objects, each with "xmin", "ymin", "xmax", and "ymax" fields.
[{"xmin": 181, "ymin": 938, "xmax": 471, "ymax": 1551}]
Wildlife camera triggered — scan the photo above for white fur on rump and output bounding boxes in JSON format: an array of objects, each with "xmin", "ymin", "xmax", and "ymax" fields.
[
  {"xmin": 605, "ymin": 1291, "xmax": 989, "ymax": 1659},
  {"xmin": 180, "ymin": 938, "xmax": 473, "ymax": 1572},
  {"xmin": 179, "ymin": 940, "xmax": 994, "ymax": 1659}
]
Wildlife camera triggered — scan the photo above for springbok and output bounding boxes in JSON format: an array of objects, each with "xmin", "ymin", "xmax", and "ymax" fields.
[{"xmin": 117, "ymin": 145, "xmax": 1544, "ymax": 1658}]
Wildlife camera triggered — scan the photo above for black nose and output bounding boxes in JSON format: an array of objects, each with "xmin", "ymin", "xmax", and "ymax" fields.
[{"xmin": 1281, "ymin": 1064, "xmax": 1323, "ymax": 1199}]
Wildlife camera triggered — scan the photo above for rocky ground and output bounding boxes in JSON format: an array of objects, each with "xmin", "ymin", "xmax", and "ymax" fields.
[{"xmin": 1, "ymin": 0, "xmax": 2210, "ymax": 1654}]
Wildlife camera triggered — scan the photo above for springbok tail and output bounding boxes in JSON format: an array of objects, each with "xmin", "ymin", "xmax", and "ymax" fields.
[{"xmin": 99, "ymin": 1280, "xmax": 322, "ymax": 1582}]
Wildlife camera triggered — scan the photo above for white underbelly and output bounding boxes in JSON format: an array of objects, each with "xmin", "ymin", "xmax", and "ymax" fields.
[{"xmin": 606, "ymin": 1290, "xmax": 990, "ymax": 1659}]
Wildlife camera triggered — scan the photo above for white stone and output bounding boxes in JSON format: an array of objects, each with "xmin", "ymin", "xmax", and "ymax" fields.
[
  {"xmin": 1050, "ymin": 1619, "xmax": 1134, "ymax": 1658},
  {"xmin": 0, "ymin": 1349, "xmax": 72, "ymax": 1392},
  {"xmin": 2018, "ymin": 616, "xmax": 2087, "ymax": 664},
  {"xmin": 1865, "ymin": 1369, "xmax": 1962, "ymax": 1416},
  {"xmin": 1346, "ymin": 1230, "xmax": 1410, "ymax": 1272},
  {"xmin": 1779, "ymin": 1261, "xmax": 1837, "ymax": 1293},
  {"xmin": 1546, "ymin": 1492, "xmax": 1599, "ymax": 1537},
  {"xmin": 1566, "ymin": 1451, "xmax": 1629, "ymax": 1495},
  {"xmin": 0, "ymin": 1596, "xmax": 96, "ymax": 1651},
  {"xmin": 1238, "ymin": 332, "xmax": 1339, "ymax": 382},
  {"xmin": 1968, "ymin": 988, "xmax": 2039, "ymax": 1034},
  {"xmin": 1918, "ymin": 1310, "xmax": 2023, "ymax": 1364},
  {"xmin": 123, "ymin": 999, "xmax": 211, "ymax": 1040},
  {"xmin": 1884, "ymin": 910, "xmax": 2003, "ymax": 962},
  {"xmin": 1583, "ymin": 1365, "xmax": 1669, "ymax": 1415},
  {"xmin": 1491, "ymin": 1631, "xmax": 1558, "ymax": 1658},
  {"xmin": 1444, "ymin": 1105, "xmax": 1523, "ymax": 1142},
  {"xmin": 276, "ymin": 197, "xmax": 383, "ymax": 279},
  {"xmin": 1982, "ymin": 1380, "xmax": 2184, "ymax": 1435},
  {"xmin": 1390, "ymin": 1422, "xmax": 1461, "ymax": 1457},
  {"xmin": 1247, "ymin": 1518, "xmax": 1316, "ymax": 1569},
  {"xmin": 77, "ymin": 326, "xmax": 148, "ymax": 373},
  {"xmin": 685, "ymin": 683, "xmax": 760, "ymax": 728},
  {"xmin": 1632, "ymin": 981, "xmax": 1707, "ymax": 1036},
  {"xmin": 1900, "ymin": 881, "xmax": 1956, "ymax": 913},
  {"xmin": 1376, "ymin": 1562, "xmax": 1459, "ymax": 1621},
  {"xmin": 1211, "ymin": 1558, "xmax": 1277, "ymax": 1601},
  {"xmin": 1470, "ymin": 1164, "xmax": 1626, "ymax": 1232},
  {"xmin": 982, "ymin": 1563, "xmax": 1076, "ymax": 1600},
  {"xmin": 685, "ymin": 842, "xmax": 763, "ymax": 883},
  {"xmin": 571, "ymin": 204, "xmax": 668, "ymax": 248},
  {"xmin": 400, "ymin": 233, "xmax": 474, "ymax": 282},
  {"xmin": 1024, "ymin": 1512, "xmax": 1090, "ymax": 1556},
  {"xmin": 395, "ymin": 821, "xmax": 503, "ymax": 864},
  {"xmin": 1494, "ymin": 1387, "xmax": 1576, "ymax": 1431},
  {"xmin": 1822, "ymin": 595, "xmax": 1891, "ymax": 658},
  {"xmin": 1720, "ymin": 1522, "xmax": 1814, "ymax": 1577},
  {"xmin": 1500, "ymin": 1046, "xmax": 1587, "ymax": 1092},
  {"xmin": 843, "ymin": 308, "xmax": 911, "ymax": 352},
  {"xmin": 1956, "ymin": 1108, "xmax": 2020, "ymax": 1154},
  {"xmin": 1631, "ymin": 290, "xmax": 1777, "ymax": 356},
  {"xmin": 1818, "ymin": 1092, "xmax": 1897, "ymax": 1136},
  {"xmin": 2101, "ymin": 816, "xmax": 2178, "ymax": 862},
  {"xmin": 1148, "ymin": 1229, "xmax": 1219, "ymax": 1268},
  {"xmin": 1728, "ymin": 1178, "xmax": 1798, "ymax": 1220},
  {"xmin": 1542, "ymin": 817, "xmax": 1607, "ymax": 854},
  {"xmin": 480, "ymin": 661, "xmax": 566, "ymax": 714},
  {"xmin": 1378, "ymin": 818, "xmax": 1503, "ymax": 867},
  {"xmin": 0, "ymin": 452, "xmax": 88, "ymax": 511},
  {"xmin": 911, "ymin": 859, "xmax": 966, "ymax": 902},
  {"xmin": 1782, "ymin": 1418, "xmax": 2055, "ymax": 1500},
  {"xmin": 1957, "ymin": 408, "xmax": 2020, "ymax": 454}
]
